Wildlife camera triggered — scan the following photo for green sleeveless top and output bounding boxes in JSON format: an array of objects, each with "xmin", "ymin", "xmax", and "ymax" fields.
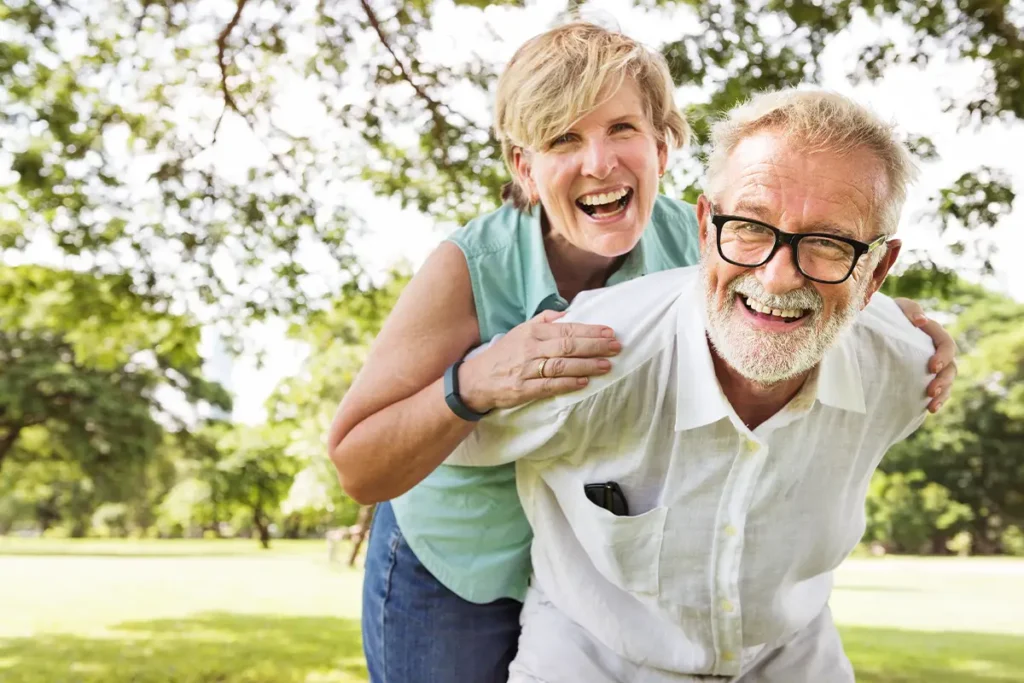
[{"xmin": 390, "ymin": 195, "xmax": 700, "ymax": 603}]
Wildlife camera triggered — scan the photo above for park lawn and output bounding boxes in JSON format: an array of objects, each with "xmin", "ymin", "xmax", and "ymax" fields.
[{"xmin": 1, "ymin": 539, "xmax": 1023, "ymax": 683}]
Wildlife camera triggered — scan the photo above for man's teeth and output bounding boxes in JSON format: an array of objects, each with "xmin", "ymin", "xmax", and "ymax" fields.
[
  {"xmin": 578, "ymin": 188, "xmax": 629, "ymax": 206},
  {"xmin": 744, "ymin": 296, "xmax": 805, "ymax": 319}
]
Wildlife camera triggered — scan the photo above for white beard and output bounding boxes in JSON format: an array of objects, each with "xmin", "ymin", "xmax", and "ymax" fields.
[{"xmin": 702, "ymin": 259, "xmax": 866, "ymax": 386}]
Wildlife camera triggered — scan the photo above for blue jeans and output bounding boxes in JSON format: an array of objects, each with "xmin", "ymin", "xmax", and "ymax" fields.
[{"xmin": 362, "ymin": 501, "xmax": 523, "ymax": 683}]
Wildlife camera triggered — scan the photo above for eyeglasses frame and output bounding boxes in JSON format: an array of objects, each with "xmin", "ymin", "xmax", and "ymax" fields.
[{"xmin": 708, "ymin": 207, "xmax": 887, "ymax": 285}]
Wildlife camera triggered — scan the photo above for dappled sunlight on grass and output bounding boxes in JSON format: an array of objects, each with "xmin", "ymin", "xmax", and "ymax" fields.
[
  {"xmin": 0, "ymin": 613, "xmax": 367, "ymax": 683},
  {"xmin": 842, "ymin": 627, "xmax": 1024, "ymax": 683},
  {"xmin": 2, "ymin": 541, "xmax": 1023, "ymax": 682}
]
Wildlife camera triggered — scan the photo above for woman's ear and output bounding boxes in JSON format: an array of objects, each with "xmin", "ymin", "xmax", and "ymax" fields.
[{"xmin": 512, "ymin": 147, "xmax": 538, "ymax": 203}]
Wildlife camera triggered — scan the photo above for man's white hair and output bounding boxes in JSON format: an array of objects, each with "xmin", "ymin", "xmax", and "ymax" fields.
[{"xmin": 703, "ymin": 89, "xmax": 919, "ymax": 240}]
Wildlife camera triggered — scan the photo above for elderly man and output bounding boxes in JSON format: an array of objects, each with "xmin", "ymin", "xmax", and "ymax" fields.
[{"xmin": 449, "ymin": 89, "xmax": 935, "ymax": 682}]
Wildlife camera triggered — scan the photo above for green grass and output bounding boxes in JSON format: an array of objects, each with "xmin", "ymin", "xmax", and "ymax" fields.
[
  {"xmin": 1, "ymin": 539, "xmax": 1022, "ymax": 682},
  {"xmin": 833, "ymin": 557, "xmax": 1024, "ymax": 682}
]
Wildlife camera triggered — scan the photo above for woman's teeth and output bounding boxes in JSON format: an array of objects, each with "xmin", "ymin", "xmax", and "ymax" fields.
[
  {"xmin": 576, "ymin": 188, "xmax": 632, "ymax": 217},
  {"xmin": 744, "ymin": 295, "xmax": 806, "ymax": 319},
  {"xmin": 578, "ymin": 188, "xmax": 630, "ymax": 206}
]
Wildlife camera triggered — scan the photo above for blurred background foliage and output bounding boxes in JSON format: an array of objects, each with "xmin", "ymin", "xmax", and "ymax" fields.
[{"xmin": 0, "ymin": 0, "xmax": 1020, "ymax": 554}]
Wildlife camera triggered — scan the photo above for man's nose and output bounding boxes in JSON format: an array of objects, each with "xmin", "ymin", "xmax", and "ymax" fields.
[
  {"xmin": 581, "ymin": 139, "xmax": 615, "ymax": 178},
  {"xmin": 756, "ymin": 244, "xmax": 807, "ymax": 295}
]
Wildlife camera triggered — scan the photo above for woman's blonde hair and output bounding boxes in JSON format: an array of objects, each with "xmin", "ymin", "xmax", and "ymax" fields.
[
  {"xmin": 494, "ymin": 21, "xmax": 689, "ymax": 210},
  {"xmin": 704, "ymin": 89, "xmax": 919, "ymax": 237}
]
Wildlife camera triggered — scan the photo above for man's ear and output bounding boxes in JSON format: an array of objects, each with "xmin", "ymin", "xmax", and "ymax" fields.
[
  {"xmin": 861, "ymin": 239, "xmax": 902, "ymax": 308},
  {"xmin": 695, "ymin": 194, "xmax": 712, "ymax": 251},
  {"xmin": 511, "ymin": 147, "xmax": 538, "ymax": 203}
]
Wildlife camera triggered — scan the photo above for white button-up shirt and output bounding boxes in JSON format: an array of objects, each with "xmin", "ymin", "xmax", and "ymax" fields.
[{"xmin": 449, "ymin": 266, "xmax": 932, "ymax": 681}]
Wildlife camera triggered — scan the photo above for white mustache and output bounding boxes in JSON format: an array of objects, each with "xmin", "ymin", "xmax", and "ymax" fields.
[{"xmin": 729, "ymin": 273, "xmax": 823, "ymax": 312}]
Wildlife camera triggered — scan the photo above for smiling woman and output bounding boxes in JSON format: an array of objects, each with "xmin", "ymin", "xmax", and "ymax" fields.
[{"xmin": 323, "ymin": 20, "xmax": 959, "ymax": 683}]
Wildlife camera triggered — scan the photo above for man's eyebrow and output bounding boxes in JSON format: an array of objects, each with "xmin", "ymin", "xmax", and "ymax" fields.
[
  {"xmin": 730, "ymin": 200, "xmax": 859, "ymax": 240},
  {"xmin": 799, "ymin": 222, "xmax": 860, "ymax": 240},
  {"xmin": 731, "ymin": 199, "xmax": 772, "ymax": 220}
]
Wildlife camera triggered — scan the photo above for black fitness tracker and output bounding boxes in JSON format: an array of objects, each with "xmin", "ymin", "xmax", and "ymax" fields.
[{"xmin": 444, "ymin": 359, "xmax": 491, "ymax": 422}]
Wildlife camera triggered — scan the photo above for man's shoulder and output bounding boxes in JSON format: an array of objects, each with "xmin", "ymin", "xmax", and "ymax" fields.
[
  {"xmin": 570, "ymin": 266, "xmax": 700, "ymax": 315},
  {"xmin": 535, "ymin": 267, "xmax": 699, "ymax": 413},
  {"xmin": 566, "ymin": 266, "xmax": 699, "ymax": 341},
  {"xmin": 849, "ymin": 294, "xmax": 933, "ymax": 430},
  {"xmin": 853, "ymin": 294, "xmax": 934, "ymax": 363}
]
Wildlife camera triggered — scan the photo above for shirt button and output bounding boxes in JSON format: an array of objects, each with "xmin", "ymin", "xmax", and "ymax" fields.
[
  {"xmin": 722, "ymin": 651, "xmax": 736, "ymax": 662},
  {"xmin": 744, "ymin": 439, "xmax": 760, "ymax": 455},
  {"xmin": 724, "ymin": 525, "xmax": 738, "ymax": 537},
  {"xmin": 721, "ymin": 600, "xmax": 735, "ymax": 613}
]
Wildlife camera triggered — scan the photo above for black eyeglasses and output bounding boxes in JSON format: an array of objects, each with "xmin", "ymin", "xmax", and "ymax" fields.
[{"xmin": 709, "ymin": 207, "xmax": 887, "ymax": 285}]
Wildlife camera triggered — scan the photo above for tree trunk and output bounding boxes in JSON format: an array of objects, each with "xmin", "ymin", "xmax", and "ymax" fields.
[
  {"xmin": 972, "ymin": 517, "xmax": 998, "ymax": 555},
  {"xmin": 930, "ymin": 532, "xmax": 951, "ymax": 555},
  {"xmin": 348, "ymin": 504, "xmax": 375, "ymax": 567},
  {"xmin": 253, "ymin": 507, "xmax": 271, "ymax": 549}
]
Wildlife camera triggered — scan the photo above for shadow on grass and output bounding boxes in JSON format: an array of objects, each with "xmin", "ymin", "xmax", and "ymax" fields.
[
  {"xmin": 0, "ymin": 613, "xmax": 367, "ymax": 683},
  {"xmin": 842, "ymin": 626, "xmax": 1024, "ymax": 683},
  {"xmin": 3, "ymin": 617, "xmax": 1021, "ymax": 683},
  {"xmin": 0, "ymin": 551, "xmax": 332, "ymax": 560}
]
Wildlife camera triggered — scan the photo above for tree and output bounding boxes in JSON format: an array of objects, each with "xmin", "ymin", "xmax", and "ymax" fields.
[
  {"xmin": 264, "ymin": 274, "xmax": 408, "ymax": 546},
  {"xmin": 209, "ymin": 423, "xmax": 302, "ymax": 548},
  {"xmin": 1, "ymin": 0, "xmax": 365, "ymax": 332},
  {"xmin": 864, "ymin": 470, "xmax": 974, "ymax": 554},
  {"xmin": 0, "ymin": 266, "xmax": 230, "ymax": 482},
  {"xmin": 333, "ymin": 0, "xmax": 1018, "ymax": 280},
  {"xmin": 3, "ymin": 0, "xmax": 1018, "ymax": 320},
  {"xmin": 880, "ymin": 280, "xmax": 1024, "ymax": 553}
]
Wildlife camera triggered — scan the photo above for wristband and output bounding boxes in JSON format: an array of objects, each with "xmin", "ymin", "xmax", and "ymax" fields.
[{"xmin": 443, "ymin": 359, "xmax": 491, "ymax": 422}]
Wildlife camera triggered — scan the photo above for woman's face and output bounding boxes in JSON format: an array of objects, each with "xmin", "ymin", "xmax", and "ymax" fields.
[{"xmin": 514, "ymin": 80, "xmax": 667, "ymax": 258}]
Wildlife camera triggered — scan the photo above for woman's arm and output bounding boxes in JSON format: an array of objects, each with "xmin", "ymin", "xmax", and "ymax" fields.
[
  {"xmin": 327, "ymin": 242, "xmax": 619, "ymax": 504},
  {"xmin": 893, "ymin": 297, "xmax": 958, "ymax": 413}
]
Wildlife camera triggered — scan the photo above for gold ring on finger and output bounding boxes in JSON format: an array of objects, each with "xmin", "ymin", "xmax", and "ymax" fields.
[{"xmin": 538, "ymin": 358, "xmax": 549, "ymax": 379}]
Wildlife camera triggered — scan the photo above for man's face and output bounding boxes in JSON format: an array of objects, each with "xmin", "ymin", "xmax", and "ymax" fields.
[{"xmin": 696, "ymin": 130, "xmax": 900, "ymax": 385}]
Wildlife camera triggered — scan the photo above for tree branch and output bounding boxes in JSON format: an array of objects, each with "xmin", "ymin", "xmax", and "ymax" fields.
[
  {"xmin": 214, "ymin": 0, "xmax": 250, "ymax": 139},
  {"xmin": 358, "ymin": 0, "xmax": 470, "ymax": 135},
  {"xmin": 359, "ymin": 0, "xmax": 445, "ymax": 113}
]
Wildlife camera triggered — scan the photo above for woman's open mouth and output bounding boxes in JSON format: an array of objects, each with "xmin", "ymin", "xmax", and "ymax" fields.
[{"xmin": 575, "ymin": 188, "xmax": 633, "ymax": 220}]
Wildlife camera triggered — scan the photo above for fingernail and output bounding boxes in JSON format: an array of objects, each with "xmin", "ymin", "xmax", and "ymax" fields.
[
  {"xmin": 914, "ymin": 315, "xmax": 927, "ymax": 325},
  {"xmin": 935, "ymin": 402, "xmax": 943, "ymax": 411},
  {"xmin": 597, "ymin": 359, "xmax": 612, "ymax": 370},
  {"xmin": 577, "ymin": 377, "xmax": 589, "ymax": 386},
  {"xmin": 935, "ymin": 362, "xmax": 944, "ymax": 373},
  {"xmin": 602, "ymin": 328, "xmax": 615, "ymax": 338},
  {"xmin": 609, "ymin": 341, "xmax": 622, "ymax": 353}
]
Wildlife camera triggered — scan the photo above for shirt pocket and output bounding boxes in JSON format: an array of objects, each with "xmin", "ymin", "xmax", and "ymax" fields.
[{"xmin": 562, "ymin": 483, "xmax": 667, "ymax": 596}]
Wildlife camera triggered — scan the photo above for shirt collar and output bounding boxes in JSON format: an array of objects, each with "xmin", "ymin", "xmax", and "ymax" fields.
[
  {"xmin": 673, "ymin": 277, "xmax": 866, "ymax": 432},
  {"xmin": 674, "ymin": 276, "xmax": 732, "ymax": 432},
  {"xmin": 521, "ymin": 204, "xmax": 655, "ymax": 317},
  {"xmin": 815, "ymin": 326, "xmax": 866, "ymax": 414}
]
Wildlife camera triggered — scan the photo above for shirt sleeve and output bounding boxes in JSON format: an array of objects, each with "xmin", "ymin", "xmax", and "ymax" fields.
[
  {"xmin": 445, "ymin": 401, "xmax": 576, "ymax": 467},
  {"xmin": 860, "ymin": 294, "xmax": 934, "ymax": 448}
]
